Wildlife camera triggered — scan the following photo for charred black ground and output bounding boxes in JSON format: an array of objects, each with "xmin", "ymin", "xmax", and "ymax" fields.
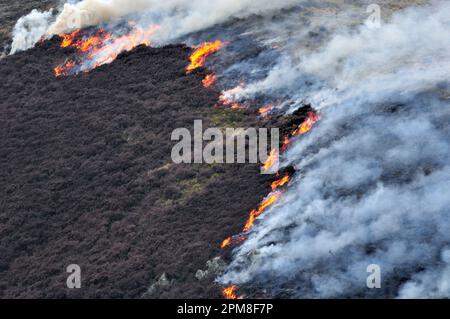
[{"xmin": 0, "ymin": 34, "xmax": 313, "ymax": 298}]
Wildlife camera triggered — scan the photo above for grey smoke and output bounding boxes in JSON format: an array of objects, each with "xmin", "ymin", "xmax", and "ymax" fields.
[
  {"xmin": 10, "ymin": 9, "xmax": 53, "ymax": 54},
  {"xmin": 10, "ymin": 0, "xmax": 304, "ymax": 53},
  {"xmin": 219, "ymin": 0, "xmax": 450, "ymax": 298},
  {"xmin": 8, "ymin": 0, "xmax": 450, "ymax": 299}
]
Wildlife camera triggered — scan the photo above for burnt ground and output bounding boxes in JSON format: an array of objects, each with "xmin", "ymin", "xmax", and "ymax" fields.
[{"xmin": 0, "ymin": 35, "xmax": 310, "ymax": 298}]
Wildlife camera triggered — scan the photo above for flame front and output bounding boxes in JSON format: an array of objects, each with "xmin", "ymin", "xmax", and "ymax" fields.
[
  {"xmin": 54, "ymin": 25, "xmax": 160, "ymax": 76},
  {"xmin": 186, "ymin": 40, "xmax": 223, "ymax": 73},
  {"xmin": 202, "ymin": 73, "xmax": 217, "ymax": 88},
  {"xmin": 60, "ymin": 29, "xmax": 81, "ymax": 48},
  {"xmin": 221, "ymin": 235, "xmax": 246, "ymax": 249},
  {"xmin": 263, "ymin": 148, "xmax": 279, "ymax": 171},
  {"xmin": 293, "ymin": 111, "xmax": 320, "ymax": 136},
  {"xmin": 271, "ymin": 174, "xmax": 290, "ymax": 191},
  {"xmin": 223, "ymin": 285, "xmax": 238, "ymax": 299},
  {"xmin": 243, "ymin": 191, "xmax": 282, "ymax": 232},
  {"xmin": 258, "ymin": 105, "xmax": 273, "ymax": 117},
  {"xmin": 221, "ymin": 237, "xmax": 232, "ymax": 249}
]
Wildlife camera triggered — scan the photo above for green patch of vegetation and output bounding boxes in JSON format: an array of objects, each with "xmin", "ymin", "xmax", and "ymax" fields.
[{"xmin": 210, "ymin": 108, "xmax": 247, "ymax": 128}]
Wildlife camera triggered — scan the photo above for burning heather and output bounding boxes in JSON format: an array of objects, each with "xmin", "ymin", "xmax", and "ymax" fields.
[
  {"xmin": 3, "ymin": 0, "xmax": 450, "ymax": 300},
  {"xmin": 54, "ymin": 24, "xmax": 160, "ymax": 76},
  {"xmin": 186, "ymin": 40, "xmax": 223, "ymax": 73}
]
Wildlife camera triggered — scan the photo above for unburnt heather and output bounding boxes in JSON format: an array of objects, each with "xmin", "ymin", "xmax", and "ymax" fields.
[{"xmin": 0, "ymin": 37, "xmax": 313, "ymax": 298}]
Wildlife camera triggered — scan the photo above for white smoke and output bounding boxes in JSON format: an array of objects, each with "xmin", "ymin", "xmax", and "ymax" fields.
[
  {"xmin": 10, "ymin": 9, "xmax": 54, "ymax": 54},
  {"xmin": 10, "ymin": 0, "xmax": 304, "ymax": 54},
  {"xmin": 220, "ymin": 0, "xmax": 450, "ymax": 298},
  {"xmin": 8, "ymin": 0, "xmax": 450, "ymax": 299}
]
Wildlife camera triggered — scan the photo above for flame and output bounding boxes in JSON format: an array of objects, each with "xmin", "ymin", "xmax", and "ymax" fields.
[
  {"xmin": 258, "ymin": 105, "xmax": 273, "ymax": 117},
  {"xmin": 292, "ymin": 111, "xmax": 320, "ymax": 136},
  {"xmin": 271, "ymin": 174, "xmax": 290, "ymax": 191},
  {"xmin": 262, "ymin": 148, "xmax": 279, "ymax": 171},
  {"xmin": 54, "ymin": 25, "xmax": 159, "ymax": 76},
  {"xmin": 221, "ymin": 237, "xmax": 232, "ymax": 249},
  {"xmin": 220, "ymin": 235, "xmax": 246, "ymax": 249},
  {"xmin": 202, "ymin": 73, "xmax": 217, "ymax": 88},
  {"xmin": 219, "ymin": 94, "xmax": 243, "ymax": 109},
  {"xmin": 54, "ymin": 59, "xmax": 76, "ymax": 77},
  {"xmin": 60, "ymin": 29, "xmax": 81, "ymax": 48},
  {"xmin": 186, "ymin": 40, "xmax": 223, "ymax": 73},
  {"xmin": 281, "ymin": 135, "xmax": 290, "ymax": 152},
  {"xmin": 243, "ymin": 191, "xmax": 282, "ymax": 232},
  {"xmin": 223, "ymin": 285, "xmax": 238, "ymax": 299}
]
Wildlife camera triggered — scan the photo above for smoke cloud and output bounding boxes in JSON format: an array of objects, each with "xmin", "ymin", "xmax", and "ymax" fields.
[
  {"xmin": 10, "ymin": 0, "xmax": 303, "ymax": 53},
  {"xmin": 8, "ymin": 0, "xmax": 450, "ymax": 299},
  {"xmin": 219, "ymin": 0, "xmax": 450, "ymax": 298},
  {"xmin": 10, "ymin": 9, "xmax": 53, "ymax": 54}
]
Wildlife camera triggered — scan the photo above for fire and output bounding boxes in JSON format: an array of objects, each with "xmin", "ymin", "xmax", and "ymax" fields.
[
  {"xmin": 223, "ymin": 285, "xmax": 238, "ymax": 299},
  {"xmin": 271, "ymin": 174, "xmax": 290, "ymax": 191},
  {"xmin": 219, "ymin": 94, "xmax": 243, "ymax": 109},
  {"xmin": 186, "ymin": 40, "xmax": 223, "ymax": 73},
  {"xmin": 292, "ymin": 111, "xmax": 320, "ymax": 136},
  {"xmin": 281, "ymin": 135, "xmax": 290, "ymax": 152},
  {"xmin": 221, "ymin": 237, "xmax": 232, "ymax": 249},
  {"xmin": 54, "ymin": 25, "xmax": 160, "ymax": 76},
  {"xmin": 262, "ymin": 148, "xmax": 279, "ymax": 171},
  {"xmin": 54, "ymin": 59, "xmax": 76, "ymax": 77},
  {"xmin": 258, "ymin": 105, "xmax": 272, "ymax": 117},
  {"xmin": 220, "ymin": 235, "xmax": 246, "ymax": 249},
  {"xmin": 243, "ymin": 191, "xmax": 282, "ymax": 232},
  {"xmin": 60, "ymin": 29, "xmax": 81, "ymax": 48},
  {"xmin": 202, "ymin": 73, "xmax": 217, "ymax": 88}
]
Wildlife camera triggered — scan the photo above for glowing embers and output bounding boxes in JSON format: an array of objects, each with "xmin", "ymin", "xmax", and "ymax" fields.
[
  {"xmin": 186, "ymin": 40, "xmax": 223, "ymax": 73},
  {"xmin": 202, "ymin": 73, "xmax": 217, "ymax": 88},
  {"xmin": 54, "ymin": 25, "xmax": 160, "ymax": 76},
  {"xmin": 223, "ymin": 285, "xmax": 239, "ymax": 299}
]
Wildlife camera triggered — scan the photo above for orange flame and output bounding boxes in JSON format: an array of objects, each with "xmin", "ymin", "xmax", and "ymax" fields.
[
  {"xmin": 221, "ymin": 235, "xmax": 246, "ymax": 249},
  {"xmin": 219, "ymin": 94, "xmax": 243, "ymax": 109},
  {"xmin": 54, "ymin": 25, "xmax": 160, "ymax": 76},
  {"xmin": 186, "ymin": 40, "xmax": 223, "ymax": 73},
  {"xmin": 221, "ymin": 237, "xmax": 232, "ymax": 249},
  {"xmin": 271, "ymin": 174, "xmax": 290, "ymax": 191},
  {"xmin": 202, "ymin": 73, "xmax": 217, "ymax": 88},
  {"xmin": 258, "ymin": 105, "xmax": 273, "ymax": 117},
  {"xmin": 292, "ymin": 111, "xmax": 320, "ymax": 136},
  {"xmin": 60, "ymin": 29, "xmax": 81, "ymax": 48},
  {"xmin": 243, "ymin": 191, "xmax": 282, "ymax": 232},
  {"xmin": 223, "ymin": 285, "xmax": 238, "ymax": 299},
  {"xmin": 281, "ymin": 135, "xmax": 290, "ymax": 152},
  {"xmin": 54, "ymin": 59, "xmax": 76, "ymax": 77},
  {"xmin": 262, "ymin": 148, "xmax": 279, "ymax": 171}
]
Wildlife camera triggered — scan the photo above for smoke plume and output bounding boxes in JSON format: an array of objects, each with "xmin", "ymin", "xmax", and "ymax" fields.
[
  {"xmin": 10, "ymin": 0, "xmax": 303, "ymax": 53},
  {"xmin": 220, "ymin": 0, "xmax": 450, "ymax": 298},
  {"xmin": 10, "ymin": 9, "xmax": 53, "ymax": 54}
]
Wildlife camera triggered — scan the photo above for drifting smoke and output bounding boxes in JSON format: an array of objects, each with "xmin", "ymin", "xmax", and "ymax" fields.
[
  {"xmin": 220, "ymin": 1, "xmax": 450, "ymax": 298},
  {"xmin": 7, "ymin": 0, "xmax": 450, "ymax": 299},
  {"xmin": 10, "ymin": 9, "xmax": 53, "ymax": 54},
  {"xmin": 10, "ymin": 0, "xmax": 303, "ymax": 53}
]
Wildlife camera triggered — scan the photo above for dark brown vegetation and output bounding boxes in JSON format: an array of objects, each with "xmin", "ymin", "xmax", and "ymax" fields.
[{"xmin": 0, "ymin": 36, "xmax": 284, "ymax": 298}]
